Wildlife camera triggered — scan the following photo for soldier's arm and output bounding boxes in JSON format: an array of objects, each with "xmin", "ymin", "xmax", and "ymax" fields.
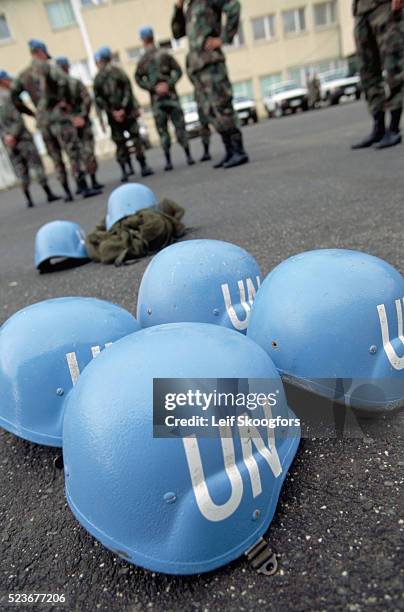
[
  {"xmin": 78, "ymin": 82, "xmax": 92, "ymax": 119},
  {"xmin": 171, "ymin": 2, "xmax": 186, "ymax": 39},
  {"xmin": 120, "ymin": 71, "xmax": 137, "ymax": 111},
  {"xmin": 168, "ymin": 55, "xmax": 183, "ymax": 87},
  {"xmin": 1, "ymin": 103, "xmax": 25, "ymax": 139},
  {"xmin": 135, "ymin": 60, "xmax": 153, "ymax": 92},
  {"xmin": 218, "ymin": 0, "xmax": 241, "ymax": 44},
  {"xmin": 9, "ymin": 78, "xmax": 35, "ymax": 117},
  {"xmin": 14, "ymin": 100, "xmax": 35, "ymax": 117},
  {"xmin": 93, "ymin": 77, "xmax": 107, "ymax": 112}
]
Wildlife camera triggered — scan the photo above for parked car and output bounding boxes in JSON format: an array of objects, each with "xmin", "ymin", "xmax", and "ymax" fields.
[
  {"xmin": 183, "ymin": 97, "xmax": 258, "ymax": 136},
  {"xmin": 319, "ymin": 69, "xmax": 361, "ymax": 105},
  {"xmin": 124, "ymin": 119, "xmax": 151, "ymax": 149},
  {"xmin": 183, "ymin": 102, "xmax": 201, "ymax": 139},
  {"xmin": 233, "ymin": 96, "xmax": 258, "ymax": 125},
  {"xmin": 138, "ymin": 119, "xmax": 152, "ymax": 149},
  {"xmin": 263, "ymin": 81, "xmax": 309, "ymax": 118}
]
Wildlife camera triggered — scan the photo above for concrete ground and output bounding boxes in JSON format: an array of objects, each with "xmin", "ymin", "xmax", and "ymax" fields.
[{"xmin": 0, "ymin": 101, "xmax": 403, "ymax": 611}]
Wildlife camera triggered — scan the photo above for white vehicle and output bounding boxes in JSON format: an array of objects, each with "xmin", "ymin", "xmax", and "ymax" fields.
[
  {"xmin": 183, "ymin": 97, "xmax": 258, "ymax": 136},
  {"xmin": 263, "ymin": 81, "xmax": 309, "ymax": 118},
  {"xmin": 233, "ymin": 96, "xmax": 258, "ymax": 125},
  {"xmin": 183, "ymin": 102, "xmax": 202, "ymax": 139},
  {"xmin": 319, "ymin": 69, "xmax": 362, "ymax": 105}
]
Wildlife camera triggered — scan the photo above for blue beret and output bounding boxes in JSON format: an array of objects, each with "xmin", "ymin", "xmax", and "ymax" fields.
[
  {"xmin": 0, "ymin": 69, "xmax": 12, "ymax": 81},
  {"xmin": 28, "ymin": 39, "xmax": 51, "ymax": 57},
  {"xmin": 95, "ymin": 46, "xmax": 112, "ymax": 61},
  {"xmin": 139, "ymin": 26, "xmax": 154, "ymax": 40},
  {"xmin": 55, "ymin": 56, "xmax": 69, "ymax": 68}
]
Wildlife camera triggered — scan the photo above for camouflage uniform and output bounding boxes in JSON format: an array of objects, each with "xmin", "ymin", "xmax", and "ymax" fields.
[
  {"xmin": 135, "ymin": 45, "xmax": 189, "ymax": 154},
  {"xmin": 69, "ymin": 76, "xmax": 97, "ymax": 175},
  {"xmin": 353, "ymin": 0, "xmax": 404, "ymax": 115},
  {"xmin": 11, "ymin": 59, "xmax": 83, "ymax": 183},
  {"xmin": 93, "ymin": 62, "xmax": 145, "ymax": 166},
  {"xmin": 171, "ymin": 0, "xmax": 240, "ymax": 135},
  {"xmin": 0, "ymin": 91, "xmax": 46, "ymax": 188},
  {"xmin": 186, "ymin": 56, "xmax": 211, "ymax": 148}
]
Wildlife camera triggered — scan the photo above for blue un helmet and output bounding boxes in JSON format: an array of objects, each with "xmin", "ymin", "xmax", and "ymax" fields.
[
  {"xmin": 35, "ymin": 220, "xmax": 88, "ymax": 272},
  {"xmin": 248, "ymin": 249, "xmax": 404, "ymax": 413},
  {"xmin": 63, "ymin": 323, "xmax": 300, "ymax": 575},
  {"xmin": 137, "ymin": 240, "xmax": 262, "ymax": 333},
  {"xmin": 94, "ymin": 46, "xmax": 112, "ymax": 62},
  {"xmin": 105, "ymin": 183, "xmax": 158, "ymax": 230},
  {"xmin": 0, "ymin": 298, "xmax": 139, "ymax": 447}
]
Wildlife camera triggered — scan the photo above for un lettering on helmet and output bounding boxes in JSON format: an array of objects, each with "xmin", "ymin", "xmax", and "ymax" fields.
[
  {"xmin": 248, "ymin": 249, "xmax": 404, "ymax": 413},
  {"xmin": 0, "ymin": 298, "xmax": 140, "ymax": 447},
  {"xmin": 62, "ymin": 322, "xmax": 300, "ymax": 575},
  {"xmin": 137, "ymin": 239, "xmax": 262, "ymax": 333}
]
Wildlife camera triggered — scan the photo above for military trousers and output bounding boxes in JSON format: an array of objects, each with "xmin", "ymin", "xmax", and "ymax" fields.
[
  {"xmin": 355, "ymin": 4, "xmax": 404, "ymax": 114},
  {"xmin": 190, "ymin": 61, "xmax": 240, "ymax": 134}
]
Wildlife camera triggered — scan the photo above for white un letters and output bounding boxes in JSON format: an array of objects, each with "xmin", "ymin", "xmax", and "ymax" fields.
[
  {"xmin": 66, "ymin": 343, "xmax": 113, "ymax": 385},
  {"xmin": 183, "ymin": 404, "xmax": 282, "ymax": 522},
  {"xmin": 377, "ymin": 298, "xmax": 404, "ymax": 370},
  {"xmin": 221, "ymin": 276, "xmax": 261, "ymax": 331}
]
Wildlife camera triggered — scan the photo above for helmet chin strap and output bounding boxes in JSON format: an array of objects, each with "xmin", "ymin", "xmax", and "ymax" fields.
[{"xmin": 245, "ymin": 537, "xmax": 278, "ymax": 576}]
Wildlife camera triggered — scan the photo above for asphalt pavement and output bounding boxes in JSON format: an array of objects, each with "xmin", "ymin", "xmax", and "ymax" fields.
[{"xmin": 0, "ymin": 101, "xmax": 403, "ymax": 611}]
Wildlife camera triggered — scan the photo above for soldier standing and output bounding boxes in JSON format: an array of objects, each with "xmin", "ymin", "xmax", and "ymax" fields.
[
  {"xmin": 307, "ymin": 72, "xmax": 321, "ymax": 109},
  {"xmin": 0, "ymin": 70, "xmax": 60, "ymax": 208},
  {"xmin": 55, "ymin": 56, "xmax": 103, "ymax": 193},
  {"xmin": 93, "ymin": 46, "xmax": 154, "ymax": 182},
  {"xmin": 135, "ymin": 26, "xmax": 194, "ymax": 171},
  {"xmin": 11, "ymin": 40, "xmax": 99, "ymax": 201},
  {"xmin": 187, "ymin": 56, "xmax": 212, "ymax": 161},
  {"xmin": 171, "ymin": 0, "xmax": 249, "ymax": 169},
  {"xmin": 352, "ymin": 0, "xmax": 404, "ymax": 149}
]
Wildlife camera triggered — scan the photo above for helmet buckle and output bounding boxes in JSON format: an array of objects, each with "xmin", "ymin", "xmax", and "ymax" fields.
[{"xmin": 245, "ymin": 537, "xmax": 278, "ymax": 576}]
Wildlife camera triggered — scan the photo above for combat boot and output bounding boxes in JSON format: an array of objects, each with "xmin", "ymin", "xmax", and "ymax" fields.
[
  {"xmin": 375, "ymin": 109, "xmax": 402, "ymax": 150},
  {"xmin": 41, "ymin": 181, "xmax": 61, "ymax": 203},
  {"xmin": 91, "ymin": 174, "xmax": 104, "ymax": 190},
  {"xmin": 120, "ymin": 163, "xmax": 129, "ymax": 183},
  {"xmin": 138, "ymin": 155, "xmax": 154, "ymax": 177},
  {"xmin": 223, "ymin": 131, "xmax": 249, "ymax": 169},
  {"xmin": 62, "ymin": 180, "xmax": 74, "ymax": 203},
  {"xmin": 374, "ymin": 130, "xmax": 402, "ymax": 149},
  {"xmin": 164, "ymin": 151, "xmax": 173, "ymax": 171},
  {"xmin": 23, "ymin": 187, "xmax": 34, "ymax": 208},
  {"xmin": 126, "ymin": 159, "xmax": 136, "ymax": 176},
  {"xmin": 78, "ymin": 174, "xmax": 102, "ymax": 199},
  {"xmin": 351, "ymin": 111, "xmax": 385, "ymax": 149},
  {"xmin": 200, "ymin": 142, "xmax": 211, "ymax": 162},
  {"xmin": 213, "ymin": 133, "xmax": 233, "ymax": 168},
  {"xmin": 184, "ymin": 146, "xmax": 195, "ymax": 166}
]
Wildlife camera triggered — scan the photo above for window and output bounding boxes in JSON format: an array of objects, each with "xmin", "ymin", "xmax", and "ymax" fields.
[
  {"xmin": 260, "ymin": 73, "xmax": 282, "ymax": 97},
  {"xmin": 251, "ymin": 15, "xmax": 276, "ymax": 41},
  {"xmin": 70, "ymin": 60, "xmax": 92, "ymax": 85},
  {"xmin": 81, "ymin": 0, "xmax": 106, "ymax": 6},
  {"xmin": 227, "ymin": 23, "xmax": 245, "ymax": 48},
  {"xmin": 288, "ymin": 59, "xmax": 347, "ymax": 85},
  {"xmin": 127, "ymin": 46, "xmax": 143, "ymax": 62},
  {"xmin": 0, "ymin": 14, "xmax": 11, "ymax": 40},
  {"xmin": 45, "ymin": 0, "xmax": 76, "ymax": 30},
  {"xmin": 282, "ymin": 8, "xmax": 306, "ymax": 35},
  {"xmin": 314, "ymin": 2, "xmax": 337, "ymax": 27},
  {"xmin": 233, "ymin": 80, "xmax": 254, "ymax": 100},
  {"xmin": 180, "ymin": 93, "xmax": 195, "ymax": 106}
]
